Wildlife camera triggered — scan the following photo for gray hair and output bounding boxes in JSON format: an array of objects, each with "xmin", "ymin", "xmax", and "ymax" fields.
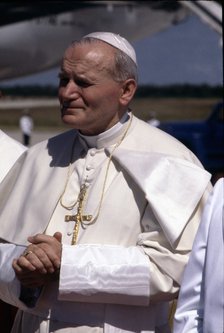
[{"xmin": 71, "ymin": 37, "xmax": 138, "ymax": 83}]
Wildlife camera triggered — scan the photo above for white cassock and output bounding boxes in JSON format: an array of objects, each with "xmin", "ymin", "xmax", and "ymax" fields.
[
  {"xmin": 0, "ymin": 114, "xmax": 212, "ymax": 333},
  {"xmin": 173, "ymin": 178, "xmax": 224, "ymax": 333},
  {"xmin": 0, "ymin": 129, "xmax": 26, "ymax": 183}
]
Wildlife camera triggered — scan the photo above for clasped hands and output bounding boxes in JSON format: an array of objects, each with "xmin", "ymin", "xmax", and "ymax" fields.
[{"xmin": 12, "ymin": 232, "xmax": 62, "ymax": 288}]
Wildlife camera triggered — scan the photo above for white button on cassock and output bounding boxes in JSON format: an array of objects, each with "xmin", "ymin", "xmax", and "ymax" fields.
[
  {"xmin": 86, "ymin": 165, "xmax": 93, "ymax": 171},
  {"xmin": 90, "ymin": 150, "xmax": 96, "ymax": 156}
]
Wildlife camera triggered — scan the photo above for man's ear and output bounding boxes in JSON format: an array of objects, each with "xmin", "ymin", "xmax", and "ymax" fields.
[{"xmin": 119, "ymin": 79, "xmax": 137, "ymax": 106}]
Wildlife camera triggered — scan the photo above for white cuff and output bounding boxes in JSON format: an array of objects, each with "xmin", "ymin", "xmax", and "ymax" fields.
[{"xmin": 59, "ymin": 244, "xmax": 150, "ymax": 306}]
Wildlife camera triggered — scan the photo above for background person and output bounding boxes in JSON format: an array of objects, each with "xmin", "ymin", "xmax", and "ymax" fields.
[
  {"xmin": 19, "ymin": 108, "xmax": 33, "ymax": 146},
  {"xmin": 147, "ymin": 111, "xmax": 160, "ymax": 127},
  {"xmin": 173, "ymin": 177, "xmax": 224, "ymax": 333},
  {"xmin": 0, "ymin": 32, "xmax": 212, "ymax": 333}
]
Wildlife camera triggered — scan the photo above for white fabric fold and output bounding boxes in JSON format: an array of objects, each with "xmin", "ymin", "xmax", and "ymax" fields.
[
  {"xmin": 112, "ymin": 149, "xmax": 211, "ymax": 245},
  {"xmin": 0, "ymin": 130, "xmax": 26, "ymax": 183},
  {"xmin": 59, "ymin": 244, "xmax": 150, "ymax": 306}
]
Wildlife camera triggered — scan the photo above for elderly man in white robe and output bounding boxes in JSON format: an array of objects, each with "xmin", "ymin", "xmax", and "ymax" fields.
[{"xmin": 0, "ymin": 32, "xmax": 212, "ymax": 333}]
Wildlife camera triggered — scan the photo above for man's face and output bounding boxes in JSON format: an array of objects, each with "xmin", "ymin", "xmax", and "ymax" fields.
[{"xmin": 58, "ymin": 42, "xmax": 126, "ymax": 135}]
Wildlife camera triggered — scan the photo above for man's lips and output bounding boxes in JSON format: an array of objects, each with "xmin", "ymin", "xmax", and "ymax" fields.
[{"xmin": 61, "ymin": 103, "xmax": 84, "ymax": 111}]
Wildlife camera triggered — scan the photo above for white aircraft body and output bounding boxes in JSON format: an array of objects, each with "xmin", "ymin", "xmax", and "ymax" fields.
[{"xmin": 0, "ymin": 1, "xmax": 222, "ymax": 81}]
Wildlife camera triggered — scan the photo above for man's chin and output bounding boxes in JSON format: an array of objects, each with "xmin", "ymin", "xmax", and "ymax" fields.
[
  {"xmin": 61, "ymin": 114, "xmax": 74, "ymax": 124},
  {"xmin": 61, "ymin": 114, "xmax": 80, "ymax": 128}
]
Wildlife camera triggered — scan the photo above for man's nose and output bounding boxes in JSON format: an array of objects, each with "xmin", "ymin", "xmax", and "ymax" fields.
[{"xmin": 62, "ymin": 80, "xmax": 80, "ymax": 99}]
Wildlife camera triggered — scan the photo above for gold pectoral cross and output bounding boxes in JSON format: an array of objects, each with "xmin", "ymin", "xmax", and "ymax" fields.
[{"xmin": 64, "ymin": 184, "xmax": 92, "ymax": 245}]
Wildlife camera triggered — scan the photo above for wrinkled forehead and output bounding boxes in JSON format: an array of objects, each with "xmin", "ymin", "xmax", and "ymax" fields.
[
  {"xmin": 62, "ymin": 40, "xmax": 116, "ymax": 69},
  {"xmin": 61, "ymin": 41, "xmax": 116, "ymax": 76}
]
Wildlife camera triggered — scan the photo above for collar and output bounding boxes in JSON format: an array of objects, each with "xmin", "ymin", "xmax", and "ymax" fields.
[{"xmin": 78, "ymin": 112, "xmax": 130, "ymax": 149}]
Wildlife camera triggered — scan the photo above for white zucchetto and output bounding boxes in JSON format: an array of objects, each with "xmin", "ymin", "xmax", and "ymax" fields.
[{"xmin": 84, "ymin": 32, "xmax": 137, "ymax": 65}]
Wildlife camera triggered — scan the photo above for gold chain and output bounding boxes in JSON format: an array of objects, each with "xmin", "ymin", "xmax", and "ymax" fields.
[
  {"xmin": 60, "ymin": 113, "xmax": 133, "ymax": 229},
  {"xmin": 59, "ymin": 137, "xmax": 79, "ymax": 210},
  {"xmin": 89, "ymin": 113, "xmax": 133, "ymax": 224}
]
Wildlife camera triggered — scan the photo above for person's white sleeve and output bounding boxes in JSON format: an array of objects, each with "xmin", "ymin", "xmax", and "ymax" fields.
[
  {"xmin": 0, "ymin": 243, "xmax": 30, "ymax": 309},
  {"xmin": 59, "ymin": 244, "xmax": 150, "ymax": 306},
  {"xmin": 58, "ymin": 190, "xmax": 210, "ymax": 307},
  {"xmin": 173, "ymin": 199, "xmax": 209, "ymax": 332},
  {"xmin": 173, "ymin": 178, "xmax": 224, "ymax": 333}
]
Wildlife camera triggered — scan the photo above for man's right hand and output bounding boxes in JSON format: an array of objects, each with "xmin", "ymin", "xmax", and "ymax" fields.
[{"xmin": 12, "ymin": 232, "xmax": 62, "ymax": 285}]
